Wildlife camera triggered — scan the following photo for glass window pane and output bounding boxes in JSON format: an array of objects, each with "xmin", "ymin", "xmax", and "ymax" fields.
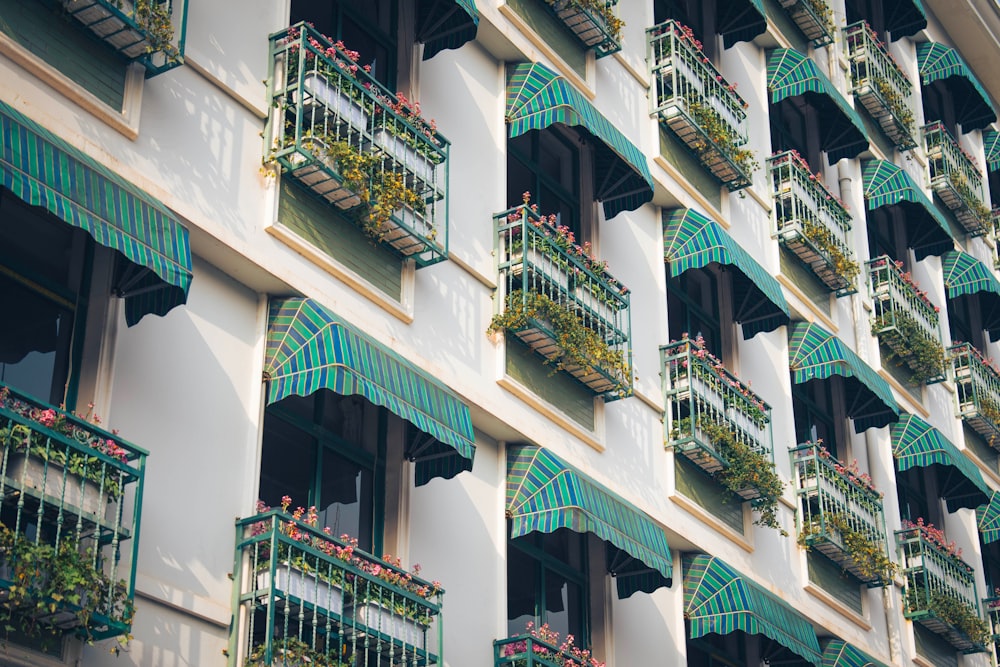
[
  {"xmin": 506, "ymin": 546, "xmax": 538, "ymax": 636},
  {"xmin": 258, "ymin": 413, "xmax": 318, "ymax": 509},
  {"xmin": 319, "ymin": 445, "xmax": 374, "ymax": 550},
  {"xmin": 542, "ymin": 567, "xmax": 584, "ymax": 641}
]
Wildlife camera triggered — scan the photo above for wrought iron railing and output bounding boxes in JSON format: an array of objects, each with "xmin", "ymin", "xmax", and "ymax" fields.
[
  {"xmin": 778, "ymin": 0, "xmax": 835, "ymax": 46},
  {"xmin": 62, "ymin": 0, "xmax": 187, "ymax": 76},
  {"xmin": 897, "ymin": 525, "xmax": 986, "ymax": 652},
  {"xmin": 494, "ymin": 204, "xmax": 632, "ymax": 400},
  {"xmin": 845, "ymin": 21, "xmax": 916, "ymax": 150},
  {"xmin": 542, "ymin": 0, "xmax": 621, "ymax": 57},
  {"xmin": 647, "ymin": 20, "xmax": 754, "ymax": 190},
  {"xmin": 662, "ymin": 337, "xmax": 773, "ymax": 499},
  {"xmin": 494, "ymin": 634, "xmax": 595, "ymax": 666},
  {"xmin": 950, "ymin": 343, "xmax": 1000, "ymax": 446},
  {"xmin": 867, "ymin": 255, "xmax": 945, "ymax": 384},
  {"xmin": 769, "ymin": 151, "xmax": 857, "ymax": 295},
  {"xmin": 792, "ymin": 443, "xmax": 888, "ymax": 585},
  {"xmin": 230, "ymin": 509, "xmax": 444, "ymax": 667},
  {"xmin": 267, "ymin": 23, "xmax": 450, "ymax": 267},
  {"xmin": 984, "ymin": 596, "xmax": 1000, "ymax": 648},
  {"xmin": 0, "ymin": 381, "xmax": 145, "ymax": 641},
  {"xmin": 924, "ymin": 122, "xmax": 991, "ymax": 236}
]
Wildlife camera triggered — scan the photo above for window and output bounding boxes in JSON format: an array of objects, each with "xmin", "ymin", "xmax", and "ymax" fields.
[
  {"xmin": 668, "ymin": 270, "xmax": 724, "ymax": 360},
  {"xmin": 896, "ymin": 467, "xmax": 942, "ymax": 526},
  {"xmin": 655, "ymin": 0, "xmax": 718, "ymax": 61},
  {"xmin": 291, "ymin": 0, "xmax": 399, "ymax": 87},
  {"xmin": 259, "ymin": 391, "xmax": 382, "ymax": 552},
  {"xmin": 0, "ymin": 191, "xmax": 90, "ymax": 407},
  {"xmin": 947, "ymin": 293, "xmax": 985, "ymax": 350},
  {"xmin": 792, "ymin": 380, "xmax": 837, "ymax": 454},
  {"xmin": 866, "ymin": 207, "xmax": 908, "ymax": 264},
  {"xmin": 506, "ymin": 529, "xmax": 589, "ymax": 645},
  {"xmin": 688, "ymin": 632, "xmax": 748, "ymax": 667},
  {"xmin": 922, "ymin": 82, "xmax": 959, "ymax": 136},
  {"xmin": 845, "ymin": 0, "xmax": 887, "ymax": 39},
  {"xmin": 507, "ymin": 129, "xmax": 584, "ymax": 239},
  {"xmin": 770, "ymin": 98, "xmax": 822, "ymax": 171}
]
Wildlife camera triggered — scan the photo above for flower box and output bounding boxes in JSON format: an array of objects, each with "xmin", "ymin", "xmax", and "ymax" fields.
[
  {"xmin": 510, "ymin": 247, "xmax": 571, "ymax": 291},
  {"xmin": 573, "ymin": 285, "xmax": 618, "ymax": 326},
  {"xmin": 353, "ymin": 600, "xmax": 429, "ymax": 650},
  {"xmin": 300, "ymin": 73, "xmax": 369, "ymax": 133},
  {"xmin": 62, "ymin": 0, "xmax": 149, "ymax": 59},
  {"xmin": 257, "ymin": 564, "xmax": 347, "ymax": 618},
  {"xmin": 286, "ymin": 138, "xmax": 363, "ymax": 210},
  {"xmin": 5, "ymin": 453, "xmax": 107, "ymax": 518},
  {"xmin": 372, "ymin": 128, "xmax": 437, "ymax": 188}
]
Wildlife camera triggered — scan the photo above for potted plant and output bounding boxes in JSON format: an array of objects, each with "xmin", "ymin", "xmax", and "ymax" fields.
[{"xmin": 498, "ymin": 621, "xmax": 605, "ymax": 667}]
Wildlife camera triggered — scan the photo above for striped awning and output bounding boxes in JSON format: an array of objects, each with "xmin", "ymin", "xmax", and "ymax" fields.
[
  {"xmin": 890, "ymin": 414, "xmax": 990, "ymax": 511},
  {"xmin": 0, "ymin": 100, "xmax": 192, "ymax": 326},
  {"xmin": 916, "ymin": 43, "xmax": 996, "ymax": 131},
  {"xmin": 985, "ymin": 129, "xmax": 1000, "ymax": 173},
  {"xmin": 506, "ymin": 444, "xmax": 672, "ymax": 599},
  {"xmin": 942, "ymin": 250, "xmax": 1000, "ymax": 340},
  {"xmin": 683, "ymin": 554, "xmax": 823, "ymax": 666},
  {"xmin": 821, "ymin": 639, "xmax": 886, "ymax": 667},
  {"xmin": 506, "ymin": 62, "xmax": 654, "ymax": 219},
  {"xmin": 664, "ymin": 208, "xmax": 790, "ymax": 339},
  {"xmin": 885, "ymin": 0, "xmax": 927, "ymax": 39},
  {"xmin": 718, "ymin": 0, "xmax": 767, "ymax": 48},
  {"xmin": 861, "ymin": 160, "xmax": 955, "ymax": 260},
  {"xmin": 788, "ymin": 322, "xmax": 899, "ymax": 432},
  {"xmin": 264, "ymin": 298, "xmax": 475, "ymax": 486},
  {"xmin": 417, "ymin": 0, "xmax": 478, "ymax": 60},
  {"xmin": 977, "ymin": 491, "xmax": 1000, "ymax": 544},
  {"xmin": 767, "ymin": 49, "xmax": 869, "ymax": 162}
]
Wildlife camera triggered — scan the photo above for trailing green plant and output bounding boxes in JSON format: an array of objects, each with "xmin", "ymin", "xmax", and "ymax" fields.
[
  {"xmin": 489, "ymin": 290, "xmax": 631, "ymax": 395},
  {"xmin": 801, "ymin": 219, "xmax": 860, "ymax": 285},
  {"xmin": 129, "ymin": 0, "xmax": 175, "ymax": 56},
  {"xmin": 801, "ymin": 0, "xmax": 834, "ymax": 34},
  {"xmin": 699, "ymin": 420, "xmax": 785, "ymax": 534},
  {"xmin": 248, "ymin": 636, "xmax": 352, "ymax": 666},
  {"xmin": 905, "ymin": 587, "xmax": 991, "ymax": 647},
  {"xmin": 948, "ymin": 170, "xmax": 992, "ymax": 224},
  {"xmin": 799, "ymin": 514, "xmax": 895, "ymax": 584},
  {"xmin": 871, "ymin": 311, "xmax": 945, "ymax": 384},
  {"xmin": 687, "ymin": 101, "xmax": 759, "ymax": 177},
  {"xmin": 872, "ymin": 76, "xmax": 915, "ymax": 137}
]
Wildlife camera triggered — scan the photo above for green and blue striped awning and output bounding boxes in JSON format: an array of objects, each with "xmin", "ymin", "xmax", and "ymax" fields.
[
  {"xmin": 683, "ymin": 554, "xmax": 823, "ymax": 666},
  {"xmin": 861, "ymin": 160, "xmax": 955, "ymax": 260},
  {"xmin": 718, "ymin": 0, "xmax": 767, "ymax": 48},
  {"xmin": 916, "ymin": 43, "xmax": 996, "ymax": 131},
  {"xmin": 767, "ymin": 49, "xmax": 869, "ymax": 162},
  {"xmin": 0, "ymin": 100, "xmax": 191, "ymax": 325},
  {"xmin": 942, "ymin": 250, "xmax": 1000, "ymax": 340},
  {"xmin": 506, "ymin": 444, "xmax": 672, "ymax": 599},
  {"xmin": 417, "ymin": 0, "xmax": 478, "ymax": 60},
  {"xmin": 506, "ymin": 62, "xmax": 654, "ymax": 219},
  {"xmin": 977, "ymin": 491, "xmax": 1000, "ymax": 544},
  {"xmin": 890, "ymin": 414, "xmax": 990, "ymax": 511},
  {"xmin": 984, "ymin": 128, "xmax": 1000, "ymax": 173},
  {"xmin": 821, "ymin": 639, "xmax": 887, "ymax": 667},
  {"xmin": 264, "ymin": 298, "xmax": 475, "ymax": 486},
  {"xmin": 788, "ymin": 322, "xmax": 899, "ymax": 432},
  {"xmin": 664, "ymin": 208, "xmax": 790, "ymax": 338},
  {"xmin": 885, "ymin": 0, "xmax": 927, "ymax": 39}
]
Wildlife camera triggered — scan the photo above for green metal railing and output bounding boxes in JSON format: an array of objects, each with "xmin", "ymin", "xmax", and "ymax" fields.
[
  {"xmin": 230, "ymin": 509, "xmax": 444, "ymax": 667},
  {"xmin": 994, "ymin": 208, "xmax": 1000, "ymax": 270},
  {"xmin": 791, "ymin": 443, "xmax": 888, "ymax": 585},
  {"xmin": 494, "ymin": 204, "xmax": 632, "ymax": 400},
  {"xmin": 494, "ymin": 635, "xmax": 594, "ymax": 666},
  {"xmin": 542, "ymin": 0, "xmax": 621, "ymax": 57},
  {"xmin": 949, "ymin": 343, "xmax": 1000, "ymax": 445},
  {"xmin": 867, "ymin": 255, "xmax": 945, "ymax": 383},
  {"xmin": 984, "ymin": 596, "xmax": 1000, "ymax": 648},
  {"xmin": 267, "ymin": 23, "xmax": 450, "ymax": 267},
  {"xmin": 0, "ymin": 381, "xmax": 145, "ymax": 641},
  {"xmin": 897, "ymin": 525, "xmax": 985, "ymax": 652},
  {"xmin": 924, "ymin": 122, "xmax": 991, "ymax": 236},
  {"xmin": 62, "ymin": 0, "xmax": 187, "ymax": 76},
  {"xmin": 769, "ymin": 151, "xmax": 857, "ymax": 295},
  {"xmin": 845, "ymin": 21, "xmax": 916, "ymax": 150},
  {"xmin": 778, "ymin": 0, "xmax": 835, "ymax": 46},
  {"xmin": 662, "ymin": 337, "xmax": 773, "ymax": 498},
  {"xmin": 647, "ymin": 20, "xmax": 753, "ymax": 190}
]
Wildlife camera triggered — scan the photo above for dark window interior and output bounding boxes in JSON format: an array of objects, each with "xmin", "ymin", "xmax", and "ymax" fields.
[
  {"xmin": 654, "ymin": 0, "xmax": 717, "ymax": 61},
  {"xmin": 508, "ymin": 129, "xmax": 583, "ymax": 239},
  {"xmin": 845, "ymin": 0, "xmax": 887, "ymax": 38},
  {"xmin": 866, "ymin": 206, "xmax": 907, "ymax": 266},
  {"xmin": 668, "ymin": 270, "xmax": 724, "ymax": 360},
  {"xmin": 896, "ymin": 466, "xmax": 941, "ymax": 526},
  {"xmin": 792, "ymin": 379, "xmax": 837, "ymax": 455},
  {"xmin": 922, "ymin": 81, "xmax": 958, "ymax": 136},
  {"xmin": 688, "ymin": 631, "xmax": 747, "ymax": 667},
  {"xmin": 770, "ymin": 99, "xmax": 822, "ymax": 171}
]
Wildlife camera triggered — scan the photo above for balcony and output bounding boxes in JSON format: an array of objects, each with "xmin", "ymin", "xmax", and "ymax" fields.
[
  {"xmin": 62, "ymin": 0, "xmax": 186, "ymax": 76},
  {"xmin": 984, "ymin": 596, "xmax": 1000, "ymax": 651},
  {"xmin": 663, "ymin": 337, "xmax": 774, "ymax": 501},
  {"xmin": 778, "ymin": 0, "xmax": 835, "ymax": 46},
  {"xmin": 769, "ymin": 151, "xmax": 858, "ymax": 295},
  {"xmin": 846, "ymin": 21, "xmax": 916, "ymax": 150},
  {"xmin": 924, "ymin": 123, "xmax": 991, "ymax": 236},
  {"xmin": 898, "ymin": 524, "xmax": 988, "ymax": 653},
  {"xmin": 648, "ymin": 20, "xmax": 755, "ymax": 190},
  {"xmin": 867, "ymin": 256, "xmax": 945, "ymax": 385},
  {"xmin": 792, "ymin": 443, "xmax": 890, "ymax": 585},
  {"xmin": 0, "ymin": 381, "xmax": 145, "ymax": 641},
  {"xmin": 950, "ymin": 343, "xmax": 1000, "ymax": 446},
  {"xmin": 543, "ymin": 0, "xmax": 622, "ymax": 57},
  {"xmin": 492, "ymin": 203, "xmax": 632, "ymax": 400},
  {"xmin": 267, "ymin": 24, "xmax": 450, "ymax": 267},
  {"xmin": 231, "ymin": 509, "xmax": 443, "ymax": 666}
]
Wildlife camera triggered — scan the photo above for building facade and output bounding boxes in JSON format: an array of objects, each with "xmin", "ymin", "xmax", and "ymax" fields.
[{"xmin": 3, "ymin": 0, "xmax": 1000, "ymax": 665}]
